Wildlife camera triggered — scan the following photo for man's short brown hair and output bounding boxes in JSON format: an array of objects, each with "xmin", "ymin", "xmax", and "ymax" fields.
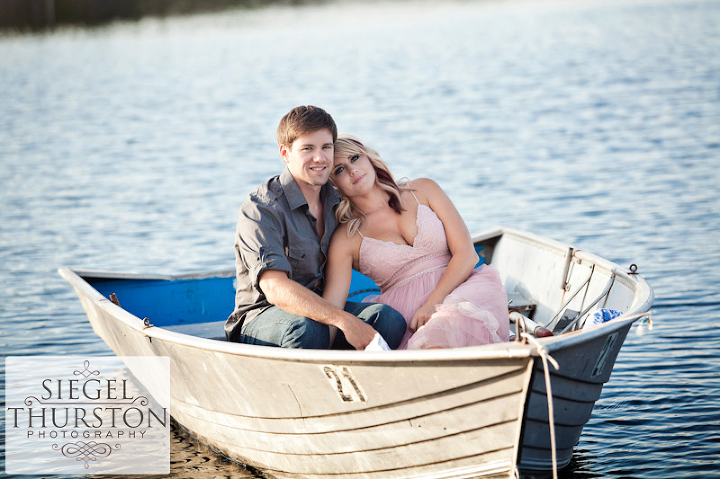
[{"xmin": 276, "ymin": 105, "xmax": 338, "ymax": 147}]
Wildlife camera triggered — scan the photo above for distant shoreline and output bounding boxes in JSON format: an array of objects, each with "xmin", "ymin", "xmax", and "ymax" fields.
[{"xmin": 0, "ymin": 0, "xmax": 320, "ymax": 32}]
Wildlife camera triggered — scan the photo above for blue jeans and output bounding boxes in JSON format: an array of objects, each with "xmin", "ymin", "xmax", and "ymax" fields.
[{"xmin": 240, "ymin": 301, "xmax": 406, "ymax": 350}]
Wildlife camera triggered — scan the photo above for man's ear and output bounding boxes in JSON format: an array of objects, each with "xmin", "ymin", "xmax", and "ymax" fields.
[{"xmin": 279, "ymin": 143, "xmax": 290, "ymax": 163}]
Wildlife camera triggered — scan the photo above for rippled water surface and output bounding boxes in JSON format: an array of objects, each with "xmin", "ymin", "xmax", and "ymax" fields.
[{"xmin": 2, "ymin": 0, "xmax": 719, "ymax": 477}]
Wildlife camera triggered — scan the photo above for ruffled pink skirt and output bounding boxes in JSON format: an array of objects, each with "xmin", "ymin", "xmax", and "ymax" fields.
[{"xmin": 364, "ymin": 264, "xmax": 509, "ymax": 349}]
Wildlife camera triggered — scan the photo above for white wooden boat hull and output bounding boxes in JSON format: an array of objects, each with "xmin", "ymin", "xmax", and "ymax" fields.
[{"xmin": 59, "ymin": 227, "xmax": 653, "ymax": 477}]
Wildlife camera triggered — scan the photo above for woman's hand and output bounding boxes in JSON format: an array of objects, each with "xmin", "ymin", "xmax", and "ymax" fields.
[{"xmin": 410, "ymin": 302, "xmax": 438, "ymax": 332}]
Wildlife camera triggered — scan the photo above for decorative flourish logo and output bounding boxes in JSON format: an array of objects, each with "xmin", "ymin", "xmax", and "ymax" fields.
[
  {"xmin": 52, "ymin": 441, "xmax": 121, "ymax": 469},
  {"xmin": 5, "ymin": 355, "xmax": 170, "ymax": 475},
  {"xmin": 74, "ymin": 360, "xmax": 100, "ymax": 378}
]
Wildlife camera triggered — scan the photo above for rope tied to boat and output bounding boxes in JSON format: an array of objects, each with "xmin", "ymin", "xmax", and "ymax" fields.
[
  {"xmin": 519, "ymin": 331, "xmax": 560, "ymax": 479},
  {"xmin": 514, "ymin": 310, "xmax": 652, "ymax": 477}
]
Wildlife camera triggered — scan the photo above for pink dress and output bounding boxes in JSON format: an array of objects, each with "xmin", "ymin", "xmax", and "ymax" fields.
[{"xmin": 359, "ymin": 202, "xmax": 509, "ymax": 349}]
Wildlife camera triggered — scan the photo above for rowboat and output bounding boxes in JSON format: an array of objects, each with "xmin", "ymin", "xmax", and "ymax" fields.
[{"xmin": 59, "ymin": 227, "xmax": 653, "ymax": 478}]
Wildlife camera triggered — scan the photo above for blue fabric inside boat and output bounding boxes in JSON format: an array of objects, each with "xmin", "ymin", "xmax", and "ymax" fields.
[{"xmin": 92, "ymin": 276, "xmax": 235, "ymax": 327}]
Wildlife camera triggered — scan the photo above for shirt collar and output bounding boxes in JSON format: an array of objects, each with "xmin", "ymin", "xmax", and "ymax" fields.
[{"xmin": 279, "ymin": 166, "xmax": 340, "ymax": 211}]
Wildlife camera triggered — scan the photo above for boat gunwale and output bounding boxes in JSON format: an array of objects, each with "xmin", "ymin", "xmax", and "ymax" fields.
[
  {"xmin": 58, "ymin": 227, "xmax": 653, "ymax": 364},
  {"xmin": 58, "ymin": 266, "xmax": 535, "ymax": 365}
]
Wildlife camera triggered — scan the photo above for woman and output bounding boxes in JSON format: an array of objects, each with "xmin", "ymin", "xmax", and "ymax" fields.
[{"xmin": 323, "ymin": 134, "xmax": 509, "ymax": 349}]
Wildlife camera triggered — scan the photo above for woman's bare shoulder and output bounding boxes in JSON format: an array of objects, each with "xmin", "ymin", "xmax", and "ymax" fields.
[
  {"xmin": 404, "ymin": 177, "xmax": 443, "ymax": 203},
  {"xmin": 330, "ymin": 223, "xmax": 362, "ymax": 251}
]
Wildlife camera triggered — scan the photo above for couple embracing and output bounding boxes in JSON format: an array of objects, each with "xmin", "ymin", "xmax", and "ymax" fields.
[{"xmin": 225, "ymin": 106, "xmax": 509, "ymax": 350}]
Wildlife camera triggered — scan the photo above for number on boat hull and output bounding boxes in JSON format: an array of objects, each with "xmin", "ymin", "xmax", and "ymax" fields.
[{"xmin": 322, "ymin": 365, "xmax": 367, "ymax": 403}]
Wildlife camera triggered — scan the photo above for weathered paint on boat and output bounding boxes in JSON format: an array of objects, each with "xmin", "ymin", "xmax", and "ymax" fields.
[{"xmin": 59, "ymin": 227, "xmax": 653, "ymax": 477}]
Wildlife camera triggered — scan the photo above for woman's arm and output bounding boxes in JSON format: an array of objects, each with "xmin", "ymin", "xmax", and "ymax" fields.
[
  {"xmin": 323, "ymin": 227, "xmax": 358, "ymax": 307},
  {"xmin": 322, "ymin": 227, "xmax": 359, "ymax": 345},
  {"xmin": 408, "ymin": 178, "xmax": 479, "ymax": 332}
]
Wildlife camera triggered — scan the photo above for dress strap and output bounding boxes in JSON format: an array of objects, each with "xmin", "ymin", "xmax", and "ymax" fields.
[
  {"xmin": 399, "ymin": 178, "xmax": 421, "ymax": 205},
  {"xmin": 409, "ymin": 189, "xmax": 421, "ymax": 205}
]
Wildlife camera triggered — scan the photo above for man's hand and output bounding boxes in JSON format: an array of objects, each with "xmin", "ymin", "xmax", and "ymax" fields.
[{"xmin": 337, "ymin": 314, "xmax": 378, "ymax": 350}]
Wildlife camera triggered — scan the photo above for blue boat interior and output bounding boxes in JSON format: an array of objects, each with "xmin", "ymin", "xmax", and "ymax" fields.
[{"xmin": 87, "ymin": 246, "xmax": 486, "ymax": 339}]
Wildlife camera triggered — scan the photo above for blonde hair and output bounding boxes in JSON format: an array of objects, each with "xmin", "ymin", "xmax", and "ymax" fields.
[{"xmin": 332, "ymin": 134, "xmax": 408, "ymax": 237}]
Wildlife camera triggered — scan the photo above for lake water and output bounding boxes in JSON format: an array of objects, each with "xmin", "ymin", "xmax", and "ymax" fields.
[{"xmin": 1, "ymin": 0, "xmax": 719, "ymax": 477}]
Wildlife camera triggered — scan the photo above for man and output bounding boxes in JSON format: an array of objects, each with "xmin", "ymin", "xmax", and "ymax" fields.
[{"xmin": 225, "ymin": 106, "xmax": 406, "ymax": 349}]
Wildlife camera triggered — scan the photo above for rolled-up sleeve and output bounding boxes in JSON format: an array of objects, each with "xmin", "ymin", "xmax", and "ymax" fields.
[{"xmin": 235, "ymin": 197, "xmax": 291, "ymax": 291}]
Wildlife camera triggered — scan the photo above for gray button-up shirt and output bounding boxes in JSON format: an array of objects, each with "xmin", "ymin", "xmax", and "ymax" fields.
[{"xmin": 225, "ymin": 167, "xmax": 340, "ymax": 342}]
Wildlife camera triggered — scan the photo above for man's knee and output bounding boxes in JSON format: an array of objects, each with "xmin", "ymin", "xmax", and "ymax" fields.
[
  {"xmin": 281, "ymin": 317, "xmax": 330, "ymax": 349},
  {"xmin": 378, "ymin": 306, "xmax": 407, "ymax": 349},
  {"xmin": 242, "ymin": 308, "xmax": 330, "ymax": 349},
  {"xmin": 355, "ymin": 303, "xmax": 406, "ymax": 349}
]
